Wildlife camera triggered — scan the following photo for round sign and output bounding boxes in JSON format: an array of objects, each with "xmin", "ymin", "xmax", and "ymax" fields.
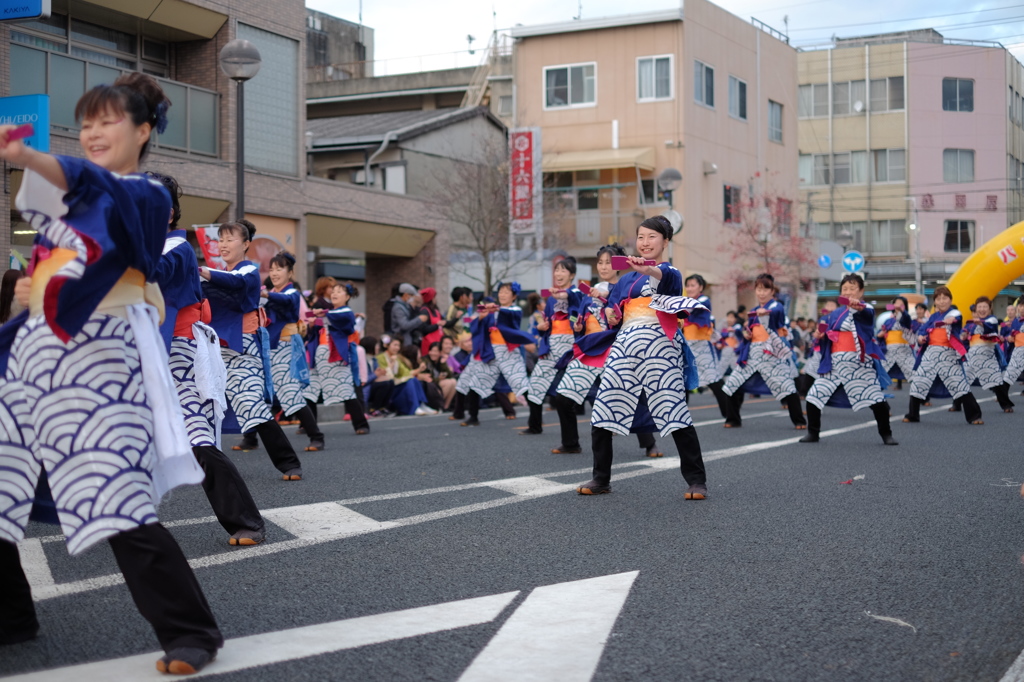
[
  {"xmin": 841, "ymin": 250, "xmax": 865, "ymax": 273},
  {"xmin": 818, "ymin": 254, "xmax": 832, "ymax": 269}
]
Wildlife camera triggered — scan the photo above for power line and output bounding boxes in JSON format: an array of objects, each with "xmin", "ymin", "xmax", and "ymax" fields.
[{"xmin": 788, "ymin": 3, "xmax": 1024, "ymax": 33}]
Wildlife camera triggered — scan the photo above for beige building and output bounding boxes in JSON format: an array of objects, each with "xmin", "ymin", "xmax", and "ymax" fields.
[{"xmin": 511, "ymin": 0, "xmax": 798, "ymax": 311}]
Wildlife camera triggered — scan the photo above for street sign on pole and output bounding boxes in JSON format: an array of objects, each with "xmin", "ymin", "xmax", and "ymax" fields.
[
  {"xmin": 841, "ymin": 250, "xmax": 865, "ymax": 273},
  {"xmin": 0, "ymin": 0, "xmax": 49, "ymax": 21},
  {"xmin": 817, "ymin": 240, "xmax": 846, "ymax": 281},
  {"xmin": 817, "ymin": 254, "xmax": 832, "ymax": 269}
]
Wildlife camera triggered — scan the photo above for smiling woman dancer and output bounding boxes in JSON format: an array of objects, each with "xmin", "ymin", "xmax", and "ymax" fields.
[
  {"xmin": 681, "ymin": 273, "xmax": 731, "ymax": 418},
  {"xmin": 200, "ymin": 220, "xmax": 306, "ymax": 480},
  {"xmin": 523, "ymin": 258, "xmax": 585, "ymax": 435},
  {"xmin": 0, "ymin": 73, "xmax": 222, "ymax": 674},
  {"xmin": 960, "ymin": 296, "xmax": 1015, "ymax": 413},
  {"xmin": 576, "ymin": 216, "xmax": 708, "ymax": 500},
  {"xmin": 551, "ymin": 244, "xmax": 661, "ymax": 457},
  {"xmin": 720, "ymin": 273, "xmax": 807, "ymax": 430},
  {"xmin": 903, "ymin": 286, "xmax": 983, "ymax": 425},
  {"xmin": 799, "ymin": 274, "xmax": 897, "ymax": 445}
]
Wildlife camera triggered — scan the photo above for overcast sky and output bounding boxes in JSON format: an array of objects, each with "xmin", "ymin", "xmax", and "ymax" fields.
[{"xmin": 304, "ymin": 0, "xmax": 1024, "ymax": 75}]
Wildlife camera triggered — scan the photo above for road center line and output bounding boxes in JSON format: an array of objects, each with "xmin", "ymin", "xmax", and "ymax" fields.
[{"xmin": 24, "ymin": 399, "xmax": 990, "ymax": 601}]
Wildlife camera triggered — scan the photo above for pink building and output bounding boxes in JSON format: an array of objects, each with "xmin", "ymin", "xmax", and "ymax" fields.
[{"xmin": 798, "ymin": 30, "xmax": 1024, "ymax": 304}]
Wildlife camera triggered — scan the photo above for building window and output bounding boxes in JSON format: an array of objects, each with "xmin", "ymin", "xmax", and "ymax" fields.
[
  {"xmin": 544, "ymin": 62, "xmax": 596, "ymax": 109},
  {"xmin": 833, "ymin": 152, "xmax": 851, "ymax": 184},
  {"xmin": 237, "ymin": 23, "xmax": 299, "ymax": 175},
  {"xmin": 813, "ymin": 154, "xmax": 831, "ymax": 185},
  {"xmin": 942, "ymin": 78, "xmax": 973, "ymax": 112},
  {"xmin": 640, "ymin": 179, "xmax": 669, "ymax": 204},
  {"xmin": 768, "ymin": 100, "xmax": 783, "ymax": 142},
  {"xmin": 869, "ymin": 219, "xmax": 907, "ymax": 253},
  {"xmin": 943, "ymin": 149, "xmax": 975, "ymax": 183},
  {"xmin": 869, "ymin": 76, "xmax": 904, "ymax": 112},
  {"xmin": 694, "ymin": 60, "xmax": 714, "ymax": 107},
  {"xmin": 498, "ymin": 95, "xmax": 513, "ymax": 116},
  {"xmin": 851, "ymin": 150, "xmax": 868, "ymax": 184},
  {"xmin": 944, "ymin": 220, "xmax": 974, "ymax": 252},
  {"xmin": 797, "ymin": 83, "xmax": 829, "ymax": 117},
  {"xmin": 728, "ymin": 76, "xmax": 747, "ymax": 119},
  {"xmin": 832, "ymin": 79, "xmax": 866, "ymax": 116},
  {"xmin": 871, "ymin": 148, "xmax": 906, "ymax": 183},
  {"xmin": 637, "ymin": 55, "xmax": 672, "ymax": 101},
  {"xmin": 775, "ymin": 199, "xmax": 793, "ymax": 234},
  {"xmin": 723, "ymin": 184, "xmax": 741, "ymax": 222}
]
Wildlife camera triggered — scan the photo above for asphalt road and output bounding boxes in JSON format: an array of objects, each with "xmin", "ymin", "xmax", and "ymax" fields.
[{"xmin": 3, "ymin": 386, "xmax": 1024, "ymax": 681}]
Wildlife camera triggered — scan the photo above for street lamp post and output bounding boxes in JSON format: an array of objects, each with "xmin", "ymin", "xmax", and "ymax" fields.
[
  {"xmin": 219, "ymin": 39, "xmax": 262, "ymax": 222},
  {"xmin": 904, "ymin": 197, "xmax": 922, "ymax": 296},
  {"xmin": 657, "ymin": 167, "xmax": 683, "ymax": 263}
]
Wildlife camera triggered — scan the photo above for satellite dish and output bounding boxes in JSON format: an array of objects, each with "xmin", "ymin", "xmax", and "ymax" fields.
[{"xmin": 853, "ymin": 100, "xmax": 864, "ymax": 113}]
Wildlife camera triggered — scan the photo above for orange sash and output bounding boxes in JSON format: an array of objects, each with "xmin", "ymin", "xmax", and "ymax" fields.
[
  {"xmin": 490, "ymin": 328, "xmax": 506, "ymax": 345},
  {"xmin": 832, "ymin": 331, "xmax": 857, "ymax": 353},
  {"xmin": 928, "ymin": 328, "xmax": 950, "ymax": 347},
  {"xmin": 683, "ymin": 325, "xmax": 713, "ymax": 341},
  {"xmin": 885, "ymin": 330, "xmax": 906, "ymax": 345},
  {"xmin": 751, "ymin": 326, "xmax": 770, "ymax": 343},
  {"xmin": 551, "ymin": 319, "xmax": 573, "ymax": 335}
]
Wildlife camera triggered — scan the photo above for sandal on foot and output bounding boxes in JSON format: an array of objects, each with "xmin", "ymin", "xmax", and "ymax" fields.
[
  {"xmin": 355, "ymin": 428, "xmax": 370, "ymax": 435},
  {"xmin": 304, "ymin": 440, "xmax": 325, "ymax": 452},
  {"xmin": 231, "ymin": 439, "xmax": 258, "ymax": 452},
  {"xmin": 576, "ymin": 480, "xmax": 611, "ymax": 495},
  {"xmin": 551, "ymin": 446, "xmax": 582, "ymax": 454},
  {"xmin": 282, "ymin": 469, "xmax": 303, "ymax": 481},
  {"xmin": 684, "ymin": 483, "xmax": 708, "ymax": 500},
  {"xmin": 969, "ymin": 419, "xmax": 984, "ymax": 425},
  {"xmin": 794, "ymin": 424, "xmax": 807, "ymax": 430},
  {"xmin": 228, "ymin": 529, "xmax": 265, "ymax": 546},
  {"xmin": 645, "ymin": 449, "xmax": 664, "ymax": 458},
  {"xmin": 156, "ymin": 648, "xmax": 215, "ymax": 675},
  {"xmin": 460, "ymin": 419, "xmax": 480, "ymax": 427},
  {"xmin": 505, "ymin": 415, "xmax": 517, "ymax": 420}
]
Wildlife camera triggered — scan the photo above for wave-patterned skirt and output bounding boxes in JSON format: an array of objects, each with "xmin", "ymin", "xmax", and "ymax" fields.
[
  {"xmin": 169, "ymin": 337, "xmax": 216, "ymax": 447},
  {"xmin": 556, "ymin": 360, "xmax": 601, "ymax": 405},
  {"xmin": 806, "ymin": 352, "xmax": 884, "ymax": 411},
  {"xmin": 965, "ymin": 344, "xmax": 1004, "ymax": 389},
  {"xmin": 311, "ymin": 344, "xmax": 358, "ymax": 404},
  {"xmin": 222, "ymin": 334, "xmax": 273, "ymax": 433},
  {"xmin": 686, "ymin": 338, "xmax": 722, "ymax": 386},
  {"xmin": 527, "ymin": 334, "xmax": 574, "ymax": 405},
  {"xmin": 270, "ymin": 342, "xmax": 307, "ymax": 416},
  {"xmin": 882, "ymin": 343, "xmax": 916, "ymax": 380},
  {"xmin": 723, "ymin": 341, "xmax": 797, "ymax": 400},
  {"xmin": 910, "ymin": 346, "xmax": 970, "ymax": 400},
  {"xmin": 1004, "ymin": 347, "xmax": 1024, "ymax": 385},
  {"xmin": 0, "ymin": 314, "xmax": 160, "ymax": 555},
  {"xmin": 718, "ymin": 345, "xmax": 738, "ymax": 376},
  {"xmin": 591, "ymin": 324, "xmax": 692, "ymax": 437},
  {"xmin": 456, "ymin": 345, "xmax": 528, "ymax": 399}
]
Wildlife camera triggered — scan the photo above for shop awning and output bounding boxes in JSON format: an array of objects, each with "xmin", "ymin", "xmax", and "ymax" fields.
[
  {"xmin": 541, "ymin": 147, "xmax": 656, "ymax": 173},
  {"xmin": 81, "ymin": 0, "xmax": 228, "ymax": 40},
  {"xmin": 306, "ymin": 214, "xmax": 434, "ymax": 257},
  {"xmin": 181, "ymin": 195, "xmax": 230, "ymax": 229}
]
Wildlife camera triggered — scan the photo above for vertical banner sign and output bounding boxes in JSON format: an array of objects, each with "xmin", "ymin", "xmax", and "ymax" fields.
[
  {"xmin": 194, "ymin": 224, "xmax": 228, "ymax": 270},
  {"xmin": 509, "ymin": 128, "xmax": 542, "ymax": 236}
]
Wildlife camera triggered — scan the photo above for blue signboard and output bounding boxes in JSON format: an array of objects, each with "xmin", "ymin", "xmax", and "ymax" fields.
[
  {"xmin": 0, "ymin": 94, "xmax": 49, "ymax": 152},
  {"xmin": 0, "ymin": 0, "xmax": 49, "ymax": 21},
  {"xmin": 841, "ymin": 250, "xmax": 865, "ymax": 273},
  {"xmin": 817, "ymin": 254, "xmax": 832, "ymax": 269}
]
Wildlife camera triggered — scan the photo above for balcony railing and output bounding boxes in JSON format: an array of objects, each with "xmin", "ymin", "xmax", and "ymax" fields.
[{"xmin": 10, "ymin": 43, "xmax": 219, "ymax": 157}]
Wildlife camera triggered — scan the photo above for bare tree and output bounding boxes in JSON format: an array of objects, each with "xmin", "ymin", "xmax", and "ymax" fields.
[
  {"xmin": 718, "ymin": 178, "xmax": 816, "ymax": 291},
  {"xmin": 432, "ymin": 136, "xmax": 537, "ymax": 296}
]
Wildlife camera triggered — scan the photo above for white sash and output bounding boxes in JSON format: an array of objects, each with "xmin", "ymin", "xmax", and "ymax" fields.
[{"xmin": 192, "ymin": 321, "xmax": 228, "ymax": 445}]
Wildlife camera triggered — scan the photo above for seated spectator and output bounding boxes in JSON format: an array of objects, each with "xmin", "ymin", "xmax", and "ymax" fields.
[
  {"xmin": 373, "ymin": 337, "xmax": 437, "ymax": 416},
  {"xmin": 422, "ymin": 341, "xmax": 457, "ymax": 410}
]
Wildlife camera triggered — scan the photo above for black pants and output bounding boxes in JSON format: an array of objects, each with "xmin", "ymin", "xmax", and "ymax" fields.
[
  {"xmin": 591, "ymin": 425, "xmax": 705, "ymax": 486},
  {"xmin": 554, "ymin": 395, "xmax": 655, "ymax": 451},
  {"xmin": 1, "ymin": 525, "xmax": 223, "ymax": 652},
  {"xmin": 192, "ymin": 446, "xmax": 264, "ymax": 535},
  {"xmin": 345, "ymin": 399, "xmax": 370, "ymax": 431},
  {"xmin": 494, "ymin": 391, "xmax": 516, "ymax": 417},
  {"xmin": 368, "ymin": 380, "xmax": 395, "ymax": 411},
  {"xmin": 255, "ymin": 420, "xmax": 302, "ymax": 473}
]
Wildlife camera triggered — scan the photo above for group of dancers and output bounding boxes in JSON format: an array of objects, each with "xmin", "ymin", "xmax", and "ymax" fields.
[
  {"xmin": 0, "ymin": 72, "xmax": 1020, "ymax": 678},
  {"xmin": 0, "ymin": 74, "xmax": 374, "ymax": 675}
]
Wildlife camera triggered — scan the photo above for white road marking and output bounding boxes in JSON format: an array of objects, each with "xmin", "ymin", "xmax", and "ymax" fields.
[
  {"xmin": 459, "ymin": 571, "xmax": 638, "ymax": 682},
  {"xmin": 22, "ymin": 399, "xmax": 993, "ymax": 602},
  {"xmin": 863, "ymin": 610, "xmax": 917, "ymax": 633},
  {"xmin": 2, "ymin": 591, "xmax": 520, "ymax": 682},
  {"xmin": 262, "ymin": 501, "xmax": 391, "ymax": 539},
  {"xmin": 16, "ymin": 539, "xmax": 53, "ymax": 588},
  {"xmin": 1000, "ymin": 649, "xmax": 1024, "ymax": 682}
]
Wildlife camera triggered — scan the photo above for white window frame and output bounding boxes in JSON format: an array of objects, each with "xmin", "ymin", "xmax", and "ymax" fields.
[
  {"xmin": 694, "ymin": 59, "xmax": 714, "ymax": 109},
  {"xmin": 768, "ymin": 100, "xmax": 782, "ymax": 143},
  {"xmin": 637, "ymin": 54, "xmax": 673, "ymax": 103},
  {"xmin": 543, "ymin": 61, "xmax": 597, "ymax": 111},
  {"xmin": 798, "ymin": 83, "xmax": 829, "ymax": 118},
  {"xmin": 728, "ymin": 75, "xmax": 747, "ymax": 121},
  {"xmin": 943, "ymin": 148, "xmax": 975, "ymax": 183},
  {"xmin": 871, "ymin": 148, "xmax": 906, "ymax": 183}
]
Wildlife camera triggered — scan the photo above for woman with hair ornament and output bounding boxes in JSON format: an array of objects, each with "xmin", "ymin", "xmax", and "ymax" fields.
[{"xmin": 575, "ymin": 216, "xmax": 709, "ymax": 500}]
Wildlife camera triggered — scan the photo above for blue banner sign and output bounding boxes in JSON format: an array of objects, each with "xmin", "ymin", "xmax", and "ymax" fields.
[
  {"xmin": 0, "ymin": 94, "xmax": 50, "ymax": 152},
  {"xmin": 0, "ymin": 0, "xmax": 50, "ymax": 21}
]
